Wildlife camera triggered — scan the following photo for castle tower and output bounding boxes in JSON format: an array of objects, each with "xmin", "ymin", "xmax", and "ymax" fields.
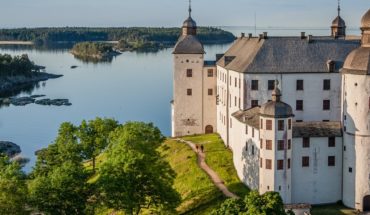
[
  {"xmin": 259, "ymin": 82, "xmax": 294, "ymax": 203},
  {"xmin": 341, "ymin": 9, "xmax": 370, "ymax": 211},
  {"xmin": 171, "ymin": 1, "xmax": 217, "ymax": 137},
  {"xmin": 331, "ymin": 0, "xmax": 346, "ymax": 37}
]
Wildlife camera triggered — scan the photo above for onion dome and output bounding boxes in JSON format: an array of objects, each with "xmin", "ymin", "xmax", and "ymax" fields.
[
  {"xmin": 260, "ymin": 81, "xmax": 294, "ymax": 118},
  {"xmin": 331, "ymin": 1, "xmax": 346, "ymax": 37},
  {"xmin": 173, "ymin": 35, "xmax": 204, "ymax": 54},
  {"xmin": 361, "ymin": 9, "xmax": 370, "ymax": 29},
  {"xmin": 332, "ymin": 16, "xmax": 346, "ymax": 27}
]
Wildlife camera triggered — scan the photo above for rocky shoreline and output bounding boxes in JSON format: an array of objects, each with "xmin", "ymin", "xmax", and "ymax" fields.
[{"xmin": 0, "ymin": 72, "xmax": 63, "ymax": 94}]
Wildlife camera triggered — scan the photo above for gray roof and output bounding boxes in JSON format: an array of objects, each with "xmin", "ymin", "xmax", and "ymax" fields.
[
  {"xmin": 183, "ymin": 17, "xmax": 197, "ymax": 28},
  {"xmin": 173, "ymin": 35, "xmax": 205, "ymax": 54},
  {"xmin": 217, "ymin": 36, "xmax": 360, "ymax": 74},
  {"xmin": 232, "ymin": 107, "xmax": 260, "ymax": 129},
  {"xmin": 362, "ymin": 9, "xmax": 370, "ymax": 28},
  {"xmin": 260, "ymin": 101, "xmax": 294, "ymax": 118},
  {"xmin": 332, "ymin": 16, "xmax": 346, "ymax": 27},
  {"xmin": 342, "ymin": 47, "xmax": 370, "ymax": 75},
  {"xmin": 292, "ymin": 121, "xmax": 342, "ymax": 138}
]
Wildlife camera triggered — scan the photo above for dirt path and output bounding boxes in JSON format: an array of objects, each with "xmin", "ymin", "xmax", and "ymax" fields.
[{"xmin": 177, "ymin": 139, "xmax": 238, "ymax": 198}]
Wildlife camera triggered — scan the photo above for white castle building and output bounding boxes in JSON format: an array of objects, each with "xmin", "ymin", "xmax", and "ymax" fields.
[{"xmin": 171, "ymin": 3, "xmax": 370, "ymax": 212}]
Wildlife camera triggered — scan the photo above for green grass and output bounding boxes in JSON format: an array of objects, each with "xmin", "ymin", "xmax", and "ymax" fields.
[
  {"xmin": 159, "ymin": 139, "xmax": 226, "ymax": 214},
  {"xmin": 311, "ymin": 204, "xmax": 357, "ymax": 215},
  {"xmin": 182, "ymin": 134, "xmax": 250, "ymax": 198}
]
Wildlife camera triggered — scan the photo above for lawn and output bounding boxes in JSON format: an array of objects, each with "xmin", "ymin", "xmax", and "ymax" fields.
[
  {"xmin": 159, "ymin": 138, "xmax": 225, "ymax": 214},
  {"xmin": 182, "ymin": 134, "xmax": 250, "ymax": 198},
  {"xmin": 311, "ymin": 204, "xmax": 357, "ymax": 215}
]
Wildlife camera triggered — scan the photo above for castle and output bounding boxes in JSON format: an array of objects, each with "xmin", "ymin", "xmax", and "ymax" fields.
[{"xmin": 171, "ymin": 2, "xmax": 370, "ymax": 212}]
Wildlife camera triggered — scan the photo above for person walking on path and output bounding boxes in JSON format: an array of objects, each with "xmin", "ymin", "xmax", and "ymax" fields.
[
  {"xmin": 200, "ymin": 145, "xmax": 204, "ymax": 153},
  {"xmin": 196, "ymin": 144, "xmax": 199, "ymax": 152}
]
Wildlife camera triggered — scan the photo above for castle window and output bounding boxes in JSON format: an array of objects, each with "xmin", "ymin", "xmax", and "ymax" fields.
[
  {"xmin": 235, "ymin": 77, "xmax": 237, "ymax": 87},
  {"xmin": 245, "ymin": 142, "xmax": 248, "ymax": 151},
  {"xmin": 277, "ymin": 140, "xmax": 284, "ymax": 151},
  {"xmin": 186, "ymin": 59, "xmax": 189, "ymax": 63},
  {"xmin": 324, "ymin": 79, "xmax": 331, "ymax": 90},
  {"xmin": 252, "ymin": 145, "xmax": 255, "ymax": 155},
  {"xmin": 288, "ymin": 158, "xmax": 291, "ymax": 169},
  {"xmin": 186, "ymin": 69, "xmax": 192, "ymax": 77},
  {"xmin": 328, "ymin": 156, "xmax": 335, "ymax": 166},
  {"xmin": 230, "ymin": 118, "xmax": 232, "ymax": 128},
  {"xmin": 288, "ymin": 119, "xmax": 292, "ymax": 130},
  {"xmin": 288, "ymin": 139, "xmax": 291, "ymax": 150},
  {"xmin": 296, "ymin": 100, "xmax": 303, "ymax": 111},
  {"xmin": 266, "ymin": 120, "xmax": 272, "ymax": 130},
  {"xmin": 260, "ymin": 119, "xmax": 263, "ymax": 129},
  {"xmin": 251, "ymin": 80, "xmax": 259, "ymax": 90},
  {"xmin": 277, "ymin": 160, "xmax": 284, "ymax": 170},
  {"xmin": 207, "ymin": 69, "xmax": 213, "ymax": 77},
  {"xmin": 349, "ymin": 167, "xmax": 352, "ymax": 173},
  {"xmin": 328, "ymin": 137, "xmax": 335, "ymax": 147},
  {"xmin": 235, "ymin": 96, "xmax": 237, "ymax": 106},
  {"xmin": 303, "ymin": 137, "xmax": 310, "ymax": 148},
  {"xmin": 208, "ymin": 89, "xmax": 213, "ymax": 96},
  {"xmin": 251, "ymin": 100, "xmax": 259, "ymax": 108},
  {"xmin": 246, "ymin": 125, "xmax": 248, "ymax": 134},
  {"xmin": 302, "ymin": 156, "xmax": 310, "ymax": 167},
  {"xmin": 252, "ymin": 128, "xmax": 255, "ymax": 138},
  {"xmin": 344, "ymin": 146, "xmax": 346, "ymax": 151},
  {"xmin": 266, "ymin": 140, "xmax": 272, "ymax": 150},
  {"xmin": 323, "ymin": 100, "xmax": 330, "ymax": 110},
  {"xmin": 278, "ymin": 120, "xmax": 284, "ymax": 131},
  {"xmin": 268, "ymin": 80, "xmax": 275, "ymax": 90},
  {"xmin": 187, "ymin": 89, "xmax": 192, "ymax": 96},
  {"xmin": 260, "ymin": 140, "xmax": 263, "ymax": 149},
  {"xmin": 266, "ymin": 159, "xmax": 272, "ymax": 170},
  {"xmin": 296, "ymin": 80, "xmax": 304, "ymax": 91}
]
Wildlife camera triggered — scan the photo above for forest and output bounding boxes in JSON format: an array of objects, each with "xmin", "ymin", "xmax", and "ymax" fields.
[
  {"xmin": 0, "ymin": 27, "xmax": 235, "ymax": 46},
  {"xmin": 0, "ymin": 54, "xmax": 40, "ymax": 77}
]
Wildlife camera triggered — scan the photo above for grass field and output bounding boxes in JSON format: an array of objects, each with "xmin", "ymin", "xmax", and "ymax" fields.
[{"xmin": 311, "ymin": 204, "xmax": 357, "ymax": 215}]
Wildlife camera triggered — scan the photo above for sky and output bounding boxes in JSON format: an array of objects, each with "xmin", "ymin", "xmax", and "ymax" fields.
[{"xmin": 0, "ymin": 0, "xmax": 368, "ymax": 28}]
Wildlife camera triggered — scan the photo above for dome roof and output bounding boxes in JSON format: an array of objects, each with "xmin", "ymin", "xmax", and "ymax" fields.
[
  {"xmin": 259, "ymin": 86, "xmax": 293, "ymax": 118},
  {"xmin": 173, "ymin": 35, "xmax": 204, "ymax": 54},
  {"xmin": 183, "ymin": 17, "xmax": 197, "ymax": 28},
  {"xmin": 361, "ymin": 9, "xmax": 370, "ymax": 28},
  {"xmin": 332, "ymin": 16, "xmax": 346, "ymax": 27},
  {"xmin": 260, "ymin": 101, "xmax": 293, "ymax": 118},
  {"xmin": 342, "ymin": 47, "xmax": 370, "ymax": 74}
]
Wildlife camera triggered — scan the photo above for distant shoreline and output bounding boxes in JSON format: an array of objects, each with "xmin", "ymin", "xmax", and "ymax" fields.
[{"xmin": 0, "ymin": 41, "xmax": 34, "ymax": 45}]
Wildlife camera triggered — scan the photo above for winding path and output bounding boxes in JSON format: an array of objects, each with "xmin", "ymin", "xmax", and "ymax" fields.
[{"xmin": 177, "ymin": 139, "xmax": 238, "ymax": 198}]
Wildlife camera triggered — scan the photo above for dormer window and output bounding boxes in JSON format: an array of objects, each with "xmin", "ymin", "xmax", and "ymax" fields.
[{"xmin": 327, "ymin": 60, "xmax": 335, "ymax": 72}]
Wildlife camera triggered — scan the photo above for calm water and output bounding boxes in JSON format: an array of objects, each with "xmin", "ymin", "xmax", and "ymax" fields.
[{"xmin": 0, "ymin": 27, "xmax": 362, "ymax": 170}]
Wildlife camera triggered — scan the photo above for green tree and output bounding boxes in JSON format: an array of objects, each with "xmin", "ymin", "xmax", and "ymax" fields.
[
  {"xmin": 211, "ymin": 198, "xmax": 246, "ymax": 215},
  {"xmin": 78, "ymin": 118, "xmax": 118, "ymax": 172},
  {"xmin": 97, "ymin": 122, "xmax": 180, "ymax": 215},
  {"xmin": 0, "ymin": 155, "xmax": 28, "ymax": 215},
  {"xmin": 28, "ymin": 161, "xmax": 89, "ymax": 215}
]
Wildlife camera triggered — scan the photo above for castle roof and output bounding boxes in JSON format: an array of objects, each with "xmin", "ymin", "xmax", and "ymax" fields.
[
  {"xmin": 292, "ymin": 121, "xmax": 342, "ymax": 138},
  {"xmin": 173, "ymin": 35, "xmax": 205, "ymax": 54},
  {"xmin": 217, "ymin": 36, "xmax": 359, "ymax": 74},
  {"xmin": 362, "ymin": 9, "xmax": 370, "ymax": 29},
  {"xmin": 233, "ymin": 108, "xmax": 342, "ymax": 138},
  {"xmin": 332, "ymin": 16, "xmax": 346, "ymax": 27}
]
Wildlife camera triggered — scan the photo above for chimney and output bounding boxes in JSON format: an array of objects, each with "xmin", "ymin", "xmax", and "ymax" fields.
[
  {"xmin": 263, "ymin": 32, "xmax": 268, "ymax": 39},
  {"xmin": 301, "ymin": 32, "xmax": 306, "ymax": 39},
  {"xmin": 241, "ymin": 33, "xmax": 245, "ymax": 38},
  {"xmin": 248, "ymin": 33, "xmax": 252, "ymax": 39},
  {"xmin": 259, "ymin": 34, "xmax": 263, "ymax": 41},
  {"xmin": 216, "ymin": 54, "xmax": 224, "ymax": 62},
  {"xmin": 307, "ymin": 35, "xmax": 313, "ymax": 43}
]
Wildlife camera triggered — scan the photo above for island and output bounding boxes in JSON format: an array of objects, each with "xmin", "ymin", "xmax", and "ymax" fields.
[
  {"xmin": 71, "ymin": 42, "xmax": 121, "ymax": 62},
  {"xmin": 0, "ymin": 54, "xmax": 62, "ymax": 96}
]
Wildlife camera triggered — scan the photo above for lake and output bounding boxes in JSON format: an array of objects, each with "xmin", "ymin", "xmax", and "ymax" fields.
[{"xmin": 0, "ymin": 27, "xmax": 362, "ymax": 170}]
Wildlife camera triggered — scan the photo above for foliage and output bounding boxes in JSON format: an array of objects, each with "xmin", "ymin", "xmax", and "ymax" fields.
[
  {"xmin": 71, "ymin": 42, "xmax": 115, "ymax": 57},
  {"xmin": 0, "ymin": 54, "xmax": 39, "ymax": 77},
  {"xmin": 97, "ymin": 122, "xmax": 181, "ymax": 215},
  {"xmin": 0, "ymin": 27, "xmax": 235, "ymax": 46},
  {"xmin": 210, "ymin": 198, "xmax": 246, "ymax": 215},
  {"xmin": 0, "ymin": 155, "xmax": 28, "ymax": 215},
  {"xmin": 212, "ymin": 191, "xmax": 291, "ymax": 215},
  {"xmin": 78, "ymin": 118, "xmax": 118, "ymax": 172}
]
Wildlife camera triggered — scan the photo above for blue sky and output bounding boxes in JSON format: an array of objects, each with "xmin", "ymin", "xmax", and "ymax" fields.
[{"xmin": 0, "ymin": 0, "xmax": 368, "ymax": 28}]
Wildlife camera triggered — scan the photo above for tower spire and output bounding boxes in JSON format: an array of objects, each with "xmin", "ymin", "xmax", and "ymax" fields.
[
  {"xmin": 188, "ymin": 0, "xmax": 192, "ymax": 17},
  {"xmin": 337, "ymin": 0, "xmax": 341, "ymax": 17}
]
